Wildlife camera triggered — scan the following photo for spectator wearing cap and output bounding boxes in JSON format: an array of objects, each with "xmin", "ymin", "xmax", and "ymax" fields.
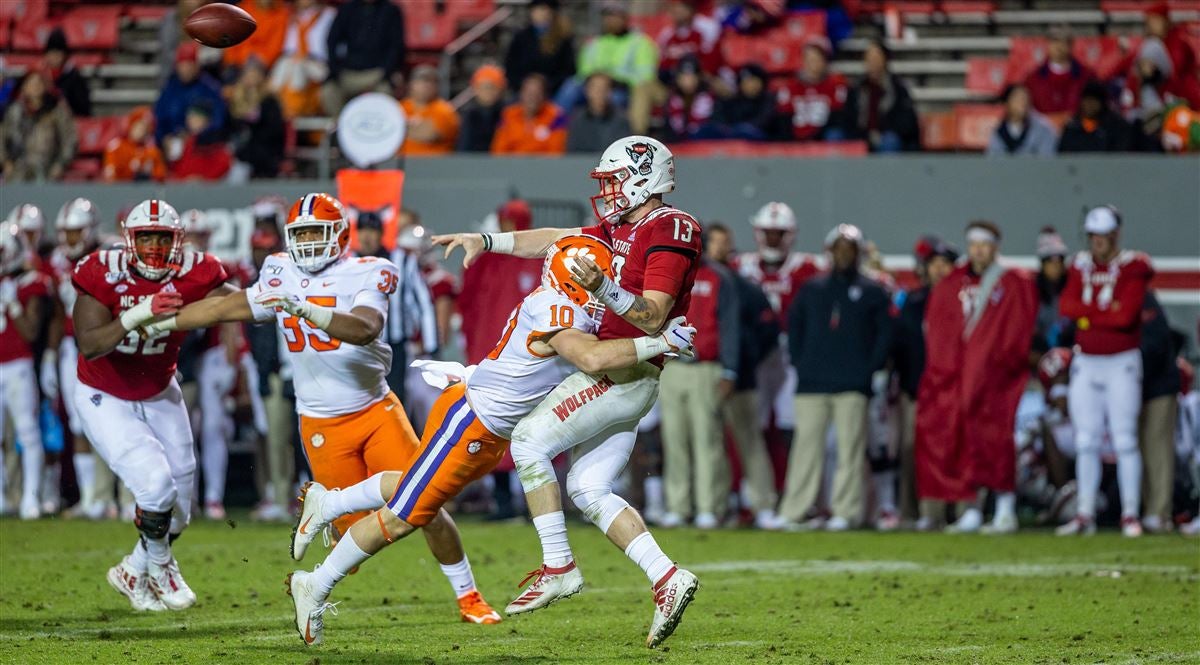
[
  {"xmin": 457, "ymin": 64, "xmax": 507, "ymax": 152},
  {"xmin": 1059, "ymin": 81, "xmax": 1132, "ymax": 153},
  {"xmin": 1033, "ymin": 226, "xmax": 1072, "ymax": 354},
  {"xmin": 1024, "ymin": 26, "xmax": 1095, "ymax": 116},
  {"xmin": 355, "ymin": 211, "xmax": 388, "ymax": 258},
  {"xmin": 155, "ymin": 42, "xmax": 227, "ymax": 146},
  {"xmin": 891, "ymin": 235, "xmax": 957, "ymax": 528},
  {"xmin": 168, "ymin": 100, "xmax": 232, "ymax": 181},
  {"xmin": 270, "ymin": 0, "xmax": 336, "ymax": 119},
  {"xmin": 694, "ymin": 64, "xmax": 769, "ymax": 140},
  {"xmin": 228, "ymin": 58, "xmax": 287, "ymax": 180},
  {"xmin": 707, "ymin": 223, "xmax": 782, "ymax": 529},
  {"xmin": 655, "ymin": 0, "xmax": 724, "ymax": 78},
  {"xmin": 42, "ymin": 28, "xmax": 91, "ymax": 117},
  {"xmin": 503, "ymin": 0, "xmax": 576, "ymax": 96},
  {"xmin": 1139, "ymin": 291, "xmax": 1181, "ymax": 533},
  {"xmin": 654, "ymin": 56, "xmax": 715, "ymax": 142},
  {"xmin": 986, "ymin": 84, "xmax": 1058, "ymax": 157},
  {"xmin": 658, "ymin": 225, "xmax": 742, "ymax": 529},
  {"xmin": 223, "ymin": 0, "xmax": 290, "ymax": 71},
  {"xmin": 490, "ymin": 74, "xmax": 567, "ymax": 155},
  {"xmin": 566, "ymin": 73, "xmax": 631, "ymax": 152},
  {"xmin": 322, "ymin": 0, "xmax": 406, "ymax": 115},
  {"xmin": 562, "ymin": 2, "xmax": 659, "ymax": 134},
  {"xmin": 401, "ymin": 66, "xmax": 460, "ymax": 156},
  {"xmin": 0, "ymin": 69, "xmax": 76, "ymax": 181},
  {"xmin": 772, "ymin": 36, "xmax": 848, "ymax": 142},
  {"xmin": 103, "ymin": 106, "xmax": 167, "ymax": 182},
  {"xmin": 841, "ymin": 39, "xmax": 920, "ymax": 152},
  {"xmin": 778, "ymin": 225, "xmax": 894, "ymax": 530},
  {"xmin": 1142, "ymin": 1, "xmax": 1200, "ymax": 107}
]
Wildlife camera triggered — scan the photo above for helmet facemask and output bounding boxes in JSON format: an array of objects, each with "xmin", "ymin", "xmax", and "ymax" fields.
[
  {"xmin": 125, "ymin": 227, "xmax": 183, "ymax": 280},
  {"xmin": 287, "ymin": 220, "xmax": 347, "ymax": 273},
  {"xmin": 590, "ymin": 167, "xmax": 639, "ymax": 224}
]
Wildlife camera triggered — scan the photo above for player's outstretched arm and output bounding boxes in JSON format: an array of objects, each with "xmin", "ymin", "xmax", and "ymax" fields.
[
  {"xmin": 547, "ymin": 317, "xmax": 696, "ymax": 373},
  {"xmin": 144, "ymin": 286, "xmax": 255, "ymax": 334},
  {"xmin": 253, "ymin": 290, "xmax": 383, "ymax": 346},
  {"xmin": 432, "ymin": 227, "xmax": 580, "ymax": 268},
  {"xmin": 74, "ymin": 291, "xmax": 183, "ymax": 360}
]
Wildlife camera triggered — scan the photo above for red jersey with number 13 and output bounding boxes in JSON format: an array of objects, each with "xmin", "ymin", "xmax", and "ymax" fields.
[
  {"xmin": 72, "ymin": 249, "xmax": 228, "ymax": 400},
  {"xmin": 582, "ymin": 205, "xmax": 703, "ymax": 342}
]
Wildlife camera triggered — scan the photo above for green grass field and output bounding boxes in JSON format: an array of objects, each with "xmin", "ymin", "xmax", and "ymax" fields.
[{"xmin": 0, "ymin": 516, "xmax": 1197, "ymax": 664}]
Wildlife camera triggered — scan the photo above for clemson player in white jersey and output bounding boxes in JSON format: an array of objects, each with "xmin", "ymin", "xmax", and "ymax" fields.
[
  {"xmin": 139, "ymin": 193, "xmax": 503, "ymax": 627},
  {"xmin": 277, "ymin": 236, "xmax": 694, "ymax": 646}
]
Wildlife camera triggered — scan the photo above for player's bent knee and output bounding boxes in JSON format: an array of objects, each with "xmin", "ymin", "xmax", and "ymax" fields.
[
  {"xmin": 378, "ymin": 509, "xmax": 415, "ymax": 542},
  {"xmin": 135, "ymin": 507, "xmax": 173, "ymax": 540},
  {"xmin": 513, "ymin": 441, "xmax": 556, "ymax": 492},
  {"xmin": 570, "ymin": 487, "xmax": 629, "ymax": 533}
]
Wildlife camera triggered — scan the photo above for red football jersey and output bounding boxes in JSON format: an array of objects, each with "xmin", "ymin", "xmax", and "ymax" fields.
[
  {"xmin": 0, "ymin": 271, "xmax": 51, "ymax": 363},
  {"xmin": 582, "ymin": 205, "xmax": 703, "ymax": 343},
  {"xmin": 774, "ymin": 74, "xmax": 848, "ymax": 140},
  {"xmin": 733, "ymin": 251, "xmax": 822, "ymax": 323},
  {"xmin": 1060, "ymin": 250, "xmax": 1154, "ymax": 355},
  {"xmin": 656, "ymin": 15, "xmax": 724, "ymax": 74},
  {"xmin": 423, "ymin": 264, "xmax": 459, "ymax": 301},
  {"xmin": 202, "ymin": 258, "xmax": 256, "ymax": 352},
  {"xmin": 73, "ymin": 248, "xmax": 228, "ymax": 400},
  {"xmin": 48, "ymin": 247, "xmax": 90, "ymax": 337}
]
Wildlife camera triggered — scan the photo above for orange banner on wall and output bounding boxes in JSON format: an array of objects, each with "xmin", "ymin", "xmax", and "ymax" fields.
[{"xmin": 335, "ymin": 169, "xmax": 406, "ymax": 251}]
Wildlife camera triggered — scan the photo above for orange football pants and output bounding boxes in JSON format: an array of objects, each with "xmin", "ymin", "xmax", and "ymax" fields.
[
  {"xmin": 299, "ymin": 391, "xmax": 420, "ymax": 537},
  {"xmin": 385, "ymin": 383, "xmax": 509, "ymax": 527}
]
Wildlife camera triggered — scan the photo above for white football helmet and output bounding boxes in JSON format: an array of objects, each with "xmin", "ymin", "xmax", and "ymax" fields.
[
  {"xmin": 589, "ymin": 136, "xmax": 675, "ymax": 224},
  {"xmin": 123, "ymin": 199, "xmax": 184, "ymax": 280},
  {"xmin": 824, "ymin": 223, "xmax": 866, "ymax": 253},
  {"xmin": 7, "ymin": 204, "xmax": 45, "ymax": 244},
  {"xmin": 0, "ymin": 220, "xmax": 27, "ymax": 275},
  {"xmin": 751, "ymin": 202, "xmax": 796, "ymax": 263},
  {"xmin": 56, "ymin": 198, "xmax": 98, "ymax": 259}
]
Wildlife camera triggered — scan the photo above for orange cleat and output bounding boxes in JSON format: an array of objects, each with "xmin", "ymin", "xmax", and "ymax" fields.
[{"xmin": 458, "ymin": 590, "xmax": 502, "ymax": 624}]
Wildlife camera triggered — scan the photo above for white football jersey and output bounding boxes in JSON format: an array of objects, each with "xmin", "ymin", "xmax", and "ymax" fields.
[
  {"xmin": 247, "ymin": 253, "xmax": 399, "ymax": 418},
  {"xmin": 467, "ymin": 288, "xmax": 599, "ymax": 439}
]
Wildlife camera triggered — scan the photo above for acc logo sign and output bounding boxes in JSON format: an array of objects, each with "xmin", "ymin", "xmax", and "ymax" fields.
[
  {"xmin": 311, "ymin": 433, "xmax": 325, "ymax": 448},
  {"xmin": 337, "ymin": 93, "xmax": 406, "ymax": 168}
]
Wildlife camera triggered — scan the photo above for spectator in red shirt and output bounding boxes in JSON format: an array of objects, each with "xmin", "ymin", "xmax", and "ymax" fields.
[
  {"xmin": 654, "ymin": 57, "xmax": 716, "ymax": 141},
  {"xmin": 1121, "ymin": 37, "xmax": 1197, "ymax": 150},
  {"xmin": 169, "ymin": 100, "xmax": 232, "ymax": 181},
  {"xmin": 1024, "ymin": 26, "xmax": 1094, "ymax": 116},
  {"xmin": 1144, "ymin": 1, "xmax": 1200, "ymax": 104},
  {"xmin": 772, "ymin": 35, "xmax": 848, "ymax": 141},
  {"xmin": 655, "ymin": 0, "xmax": 724, "ymax": 77}
]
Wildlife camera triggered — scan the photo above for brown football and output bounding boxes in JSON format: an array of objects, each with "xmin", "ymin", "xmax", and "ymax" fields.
[{"xmin": 183, "ymin": 3, "xmax": 257, "ymax": 49}]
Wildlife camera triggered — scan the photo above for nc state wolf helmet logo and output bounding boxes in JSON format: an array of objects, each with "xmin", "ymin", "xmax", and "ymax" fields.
[{"xmin": 625, "ymin": 142, "xmax": 656, "ymax": 176}]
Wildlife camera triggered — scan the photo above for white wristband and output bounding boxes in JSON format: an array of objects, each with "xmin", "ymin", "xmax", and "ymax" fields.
[
  {"xmin": 633, "ymin": 335, "xmax": 670, "ymax": 362},
  {"xmin": 485, "ymin": 232, "xmax": 515, "ymax": 254},
  {"xmin": 593, "ymin": 274, "xmax": 637, "ymax": 315},
  {"xmin": 302, "ymin": 303, "xmax": 334, "ymax": 331},
  {"xmin": 144, "ymin": 315, "xmax": 180, "ymax": 336},
  {"xmin": 119, "ymin": 299, "xmax": 154, "ymax": 331}
]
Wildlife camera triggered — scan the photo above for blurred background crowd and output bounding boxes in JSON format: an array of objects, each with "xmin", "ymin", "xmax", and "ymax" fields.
[{"xmin": 1, "ymin": 0, "xmax": 1199, "ymax": 183}]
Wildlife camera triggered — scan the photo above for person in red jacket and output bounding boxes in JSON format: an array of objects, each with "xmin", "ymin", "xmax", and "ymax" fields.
[
  {"xmin": 168, "ymin": 101, "xmax": 232, "ymax": 181},
  {"xmin": 1024, "ymin": 26, "xmax": 1094, "ymax": 115},
  {"xmin": 1056, "ymin": 205, "xmax": 1154, "ymax": 538}
]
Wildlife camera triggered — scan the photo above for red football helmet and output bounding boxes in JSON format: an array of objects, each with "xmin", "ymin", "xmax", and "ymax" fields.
[
  {"xmin": 543, "ymin": 235, "xmax": 615, "ymax": 320},
  {"xmin": 286, "ymin": 193, "xmax": 349, "ymax": 273},
  {"xmin": 1037, "ymin": 347, "xmax": 1073, "ymax": 392}
]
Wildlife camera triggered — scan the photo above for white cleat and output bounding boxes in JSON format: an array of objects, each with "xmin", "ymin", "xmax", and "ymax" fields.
[
  {"xmin": 945, "ymin": 510, "xmax": 982, "ymax": 534},
  {"xmin": 251, "ymin": 501, "xmax": 290, "ymax": 522},
  {"xmin": 106, "ymin": 556, "xmax": 167, "ymax": 612},
  {"xmin": 291, "ymin": 482, "xmax": 332, "ymax": 562},
  {"xmin": 656, "ymin": 512, "xmax": 685, "ymax": 528},
  {"xmin": 505, "ymin": 561, "xmax": 584, "ymax": 616},
  {"xmin": 981, "ymin": 513, "xmax": 1018, "ymax": 535},
  {"xmin": 693, "ymin": 513, "xmax": 719, "ymax": 530},
  {"xmin": 754, "ymin": 510, "xmax": 784, "ymax": 531},
  {"xmin": 647, "ymin": 566, "xmax": 698, "ymax": 648},
  {"xmin": 286, "ymin": 570, "xmax": 338, "ymax": 646},
  {"xmin": 1055, "ymin": 515, "xmax": 1097, "ymax": 536},
  {"xmin": 1120, "ymin": 515, "xmax": 1143, "ymax": 538},
  {"xmin": 18, "ymin": 499, "xmax": 40, "ymax": 521},
  {"xmin": 824, "ymin": 516, "xmax": 850, "ymax": 532},
  {"xmin": 146, "ymin": 558, "xmax": 197, "ymax": 610}
]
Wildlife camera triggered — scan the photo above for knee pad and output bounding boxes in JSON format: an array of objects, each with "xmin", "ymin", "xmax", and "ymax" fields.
[
  {"xmin": 569, "ymin": 485, "xmax": 630, "ymax": 534},
  {"xmin": 1073, "ymin": 432, "xmax": 1102, "ymax": 456},
  {"xmin": 511, "ymin": 439, "xmax": 556, "ymax": 493},
  {"xmin": 135, "ymin": 507, "xmax": 172, "ymax": 540},
  {"xmin": 1111, "ymin": 431, "xmax": 1139, "ymax": 456}
]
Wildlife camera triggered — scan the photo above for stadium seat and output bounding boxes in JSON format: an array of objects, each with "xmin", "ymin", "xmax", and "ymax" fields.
[
  {"xmin": 122, "ymin": 5, "xmax": 171, "ymax": 22},
  {"xmin": 721, "ymin": 29, "xmax": 802, "ymax": 75},
  {"xmin": 446, "ymin": 0, "xmax": 495, "ymax": 22},
  {"xmin": 940, "ymin": 1, "xmax": 996, "ymax": 14},
  {"xmin": 781, "ymin": 12, "xmax": 827, "ymax": 41},
  {"xmin": 405, "ymin": 9, "xmax": 456, "ymax": 51},
  {"xmin": 952, "ymin": 103, "xmax": 1003, "ymax": 151},
  {"xmin": 0, "ymin": 19, "xmax": 10, "ymax": 50},
  {"xmin": 1071, "ymin": 35, "xmax": 1133, "ymax": 80},
  {"xmin": 62, "ymin": 6, "xmax": 121, "ymax": 51},
  {"xmin": 75, "ymin": 116, "xmax": 123, "ymax": 157},
  {"xmin": 668, "ymin": 139, "xmax": 868, "ymax": 157},
  {"xmin": 965, "ymin": 57, "xmax": 1008, "ymax": 96},
  {"xmin": 0, "ymin": 0, "xmax": 47, "ymax": 25},
  {"xmin": 631, "ymin": 13, "xmax": 672, "ymax": 41},
  {"xmin": 920, "ymin": 111, "xmax": 956, "ymax": 151},
  {"xmin": 63, "ymin": 157, "xmax": 101, "ymax": 182},
  {"xmin": 1101, "ymin": 0, "xmax": 1200, "ymax": 12},
  {"xmin": 1005, "ymin": 36, "xmax": 1048, "ymax": 83}
]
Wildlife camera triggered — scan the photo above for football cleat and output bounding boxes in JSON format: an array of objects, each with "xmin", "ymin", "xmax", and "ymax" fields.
[
  {"xmin": 1055, "ymin": 515, "xmax": 1096, "ymax": 536},
  {"xmin": 251, "ymin": 501, "xmax": 290, "ymax": 522},
  {"xmin": 875, "ymin": 510, "xmax": 901, "ymax": 532},
  {"xmin": 291, "ymin": 482, "xmax": 332, "ymax": 561},
  {"xmin": 824, "ymin": 516, "xmax": 850, "ymax": 532},
  {"xmin": 18, "ymin": 498, "xmax": 40, "ymax": 521},
  {"xmin": 646, "ymin": 566, "xmax": 698, "ymax": 648},
  {"xmin": 458, "ymin": 590, "xmax": 502, "ymax": 624},
  {"xmin": 1120, "ymin": 515, "xmax": 1143, "ymax": 538},
  {"xmin": 693, "ymin": 513, "xmax": 719, "ymax": 530},
  {"xmin": 505, "ymin": 561, "xmax": 584, "ymax": 616},
  {"xmin": 981, "ymin": 513, "xmax": 1018, "ymax": 535},
  {"xmin": 106, "ymin": 556, "xmax": 167, "ymax": 612},
  {"xmin": 286, "ymin": 570, "xmax": 338, "ymax": 646},
  {"xmin": 146, "ymin": 558, "xmax": 197, "ymax": 610},
  {"xmin": 203, "ymin": 501, "xmax": 226, "ymax": 521}
]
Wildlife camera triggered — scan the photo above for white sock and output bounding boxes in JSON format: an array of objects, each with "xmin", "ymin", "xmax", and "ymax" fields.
[
  {"xmin": 129, "ymin": 539, "xmax": 149, "ymax": 572},
  {"xmin": 1115, "ymin": 447, "xmax": 1142, "ymax": 518},
  {"xmin": 439, "ymin": 556, "xmax": 477, "ymax": 598},
  {"xmin": 41, "ymin": 464, "xmax": 60, "ymax": 505},
  {"xmin": 533, "ymin": 512, "xmax": 573, "ymax": 568},
  {"xmin": 20, "ymin": 444, "xmax": 43, "ymax": 507},
  {"xmin": 623, "ymin": 532, "xmax": 674, "ymax": 585},
  {"xmin": 994, "ymin": 492, "xmax": 1016, "ymax": 521},
  {"xmin": 74, "ymin": 453, "xmax": 96, "ymax": 506},
  {"xmin": 143, "ymin": 535, "xmax": 171, "ymax": 565},
  {"xmin": 311, "ymin": 536, "xmax": 371, "ymax": 600},
  {"xmin": 321, "ymin": 473, "xmax": 389, "ymax": 522},
  {"xmin": 1075, "ymin": 450, "xmax": 1101, "ymax": 519},
  {"xmin": 643, "ymin": 477, "xmax": 664, "ymax": 514},
  {"xmin": 874, "ymin": 471, "xmax": 896, "ymax": 514}
]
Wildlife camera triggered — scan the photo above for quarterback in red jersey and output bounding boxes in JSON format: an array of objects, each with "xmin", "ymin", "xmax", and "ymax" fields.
[
  {"xmin": 435, "ymin": 135, "xmax": 701, "ymax": 648},
  {"xmin": 1056, "ymin": 205, "xmax": 1154, "ymax": 538},
  {"xmin": 71, "ymin": 199, "xmax": 231, "ymax": 612},
  {"xmin": 0, "ymin": 221, "xmax": 51, "ymax": 520}
]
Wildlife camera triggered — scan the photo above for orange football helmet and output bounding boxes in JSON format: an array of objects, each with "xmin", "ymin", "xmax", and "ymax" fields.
[
  {"xmin": 543, "ymin": 235, "xmax": 615, "ymax": 320},
  {"xmin": 286, "ymin": 193, "xmax": 349, "ymax": 273}
]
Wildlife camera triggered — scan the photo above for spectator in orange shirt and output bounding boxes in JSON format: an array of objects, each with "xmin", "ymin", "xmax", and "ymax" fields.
[
  {"xmin": 222, "ymin": 0, "xmax": 290, "ymax": 70},
  {"xmin": 490, "ymin": 73, "xmax": 566, "ymax": 155},
  {"xmin": 103, "ymin": 106, "xmax": 167, "ymax": 182},
  {"xmin": 400, "ymin": 65, "xmax": 460, "ymax": 156}
]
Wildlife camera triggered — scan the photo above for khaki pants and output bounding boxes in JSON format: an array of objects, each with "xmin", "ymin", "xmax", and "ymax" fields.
[
  {"xmin": 779, "ymin": 392, "xmax": 868, "ymax": 524},
  {"xmin": 1139, "ymin": 394, "xmax": 1177, "ymax": 523},
  {"xmin": 722, "ymin": 390, "xmax": 776, "ymax": 513},
  {"xmin": 320, "ymin": 68, "xmax": 390, "ymax": 116},
  {"xmin": 266, "ymin": 375, "xmax": 296, "ymax": 507},
  {"xmin": 660, "ymin": 362, "xmax": 728, "ymax": 518},
  {"xmin": 897, "ymin": 393, "xmax": 918, "ymax": 522}
]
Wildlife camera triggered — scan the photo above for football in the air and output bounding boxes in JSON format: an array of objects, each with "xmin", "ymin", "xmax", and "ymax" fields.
[{"xmin": 183, "ymin": 3, "xmax": 257, "ymax": 49}]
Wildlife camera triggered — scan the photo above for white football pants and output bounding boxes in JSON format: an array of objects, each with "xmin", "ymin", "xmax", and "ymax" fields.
[
  {"xmin": 1068, "ymin": 349, "xmax": 1143, "ymax": 518},
  {"xmin": 0, "ymin": 357, "xmax": 43, "ymax": 510}
]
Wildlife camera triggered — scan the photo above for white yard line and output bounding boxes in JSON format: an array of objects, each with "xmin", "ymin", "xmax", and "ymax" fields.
[{"xmin": 689, "ymin": 559, "xmax": 1195, "ymax": 577}]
